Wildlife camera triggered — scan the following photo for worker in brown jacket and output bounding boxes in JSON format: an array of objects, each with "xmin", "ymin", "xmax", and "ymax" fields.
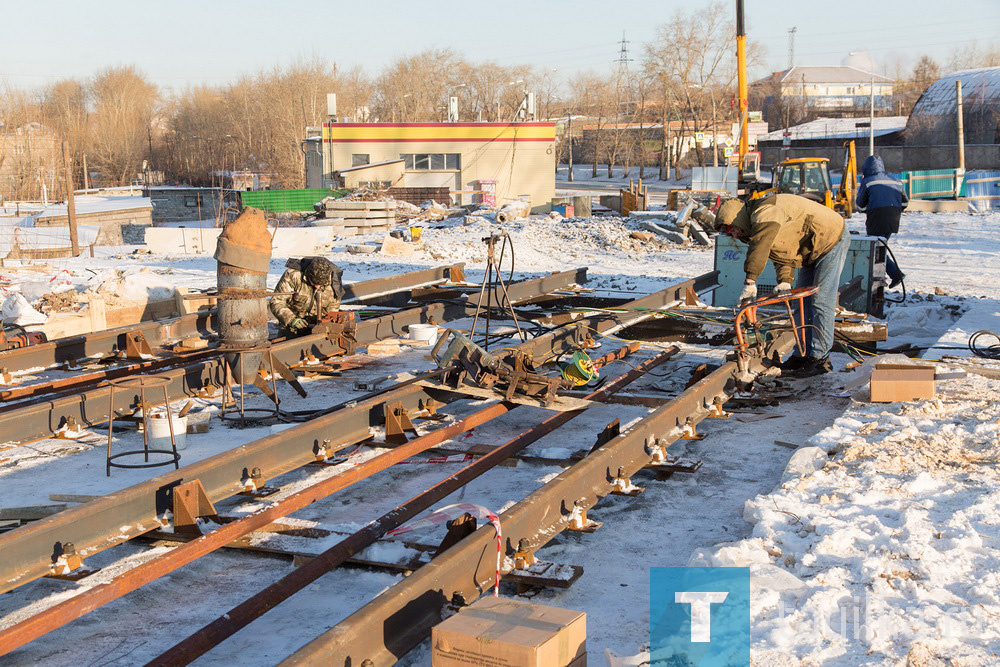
[{"xmin": 717, "ymin": 193, "xmax": 850, "ymax": 377}]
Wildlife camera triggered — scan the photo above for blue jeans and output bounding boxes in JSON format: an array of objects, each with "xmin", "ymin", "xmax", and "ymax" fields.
[{"xmin": 795, "ymin": 231, "xmax": 850, "ymax": 359}]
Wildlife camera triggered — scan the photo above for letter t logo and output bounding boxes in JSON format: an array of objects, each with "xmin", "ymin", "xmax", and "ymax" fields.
[{"xmin": 675, "ymin": 591, "xmax": 729, "ymax": 642}]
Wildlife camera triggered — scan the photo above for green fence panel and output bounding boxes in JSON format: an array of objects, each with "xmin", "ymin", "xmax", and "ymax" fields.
[
  {"xmin": 899, "ymin": 169, "xmax": 960, "ymax": 200},
  {"xmin": 240, "ymin": 188, "xmax": 350, "ymax": 212}
]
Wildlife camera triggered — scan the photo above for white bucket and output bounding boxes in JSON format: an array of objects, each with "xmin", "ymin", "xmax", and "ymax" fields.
[
  {"xmin": 408, "ymin": 323, "xmax": 439, "ymax": 346},
  {"xmin": 148, "ymin": 412, "xmax": 187, "ymax": 451}
]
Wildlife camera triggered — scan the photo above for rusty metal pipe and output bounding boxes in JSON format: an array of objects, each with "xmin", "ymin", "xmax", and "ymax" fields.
[
  {"xmin": 215, "ymin": 207, "xmax": 272, "ymax": 384},
  {"xmin": 148, "ymin": 344, "xmax": 664, "ymax": 666}
]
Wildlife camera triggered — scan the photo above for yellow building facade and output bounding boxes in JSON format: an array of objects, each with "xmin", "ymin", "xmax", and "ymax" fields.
[{"xmin": 304, "ymin": 122, "xmax": 556, "ymax": 211}]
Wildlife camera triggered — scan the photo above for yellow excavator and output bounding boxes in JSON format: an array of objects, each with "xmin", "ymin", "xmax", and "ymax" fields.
[{"xmin": 769, "ymin": 141, "xmax": 858, "ymax": 217}]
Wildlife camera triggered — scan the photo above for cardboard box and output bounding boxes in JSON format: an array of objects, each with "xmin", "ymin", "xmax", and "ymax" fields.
[
  {"xmin": 869, "ymin": 363, "xmax": 937, "ymax": 403},
  {"xmin": 432, "ymin": 596, "xmax": 586, "ymax": 667}
]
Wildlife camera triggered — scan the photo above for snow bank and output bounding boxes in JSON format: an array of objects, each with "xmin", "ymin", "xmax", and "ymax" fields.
[
  {"xmin": 88, "ymin": 267, "xmax": 176, "ymax": 303},
  {"xmin": 725, "ymin": 368, "xmax": 1000, "ymax": 665}
]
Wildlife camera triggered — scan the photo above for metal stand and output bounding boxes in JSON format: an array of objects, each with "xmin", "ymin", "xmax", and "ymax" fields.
[
  {"xmin": 219, "ymin": 344, "xmax": 281, "ymax": 428},
  {"xmin": 469, "ymin": 233, "xmax": 525, "ymax": 350},
  {"xmin": 106, "ymin": 375, "xmax": 181, "ymax": 476}
]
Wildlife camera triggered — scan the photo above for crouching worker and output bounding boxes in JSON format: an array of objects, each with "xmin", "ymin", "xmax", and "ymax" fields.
[
  {"xmin": 717, "ymin": 193, "xmax": 849, "ymax": 377},
  {"xmin": 269, "ymin": 257, "xmax": 345, "ymax": 335}
]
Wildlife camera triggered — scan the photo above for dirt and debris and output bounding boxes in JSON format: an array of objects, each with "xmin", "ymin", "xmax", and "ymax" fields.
[{"xmin": 34, "ymin": 291, "xmax": 80, "ymax": 314}]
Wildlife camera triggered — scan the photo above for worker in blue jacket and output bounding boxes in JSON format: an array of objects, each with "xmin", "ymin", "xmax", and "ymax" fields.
[{"xmin": 856, "ymin": 155, "xmax": 908, "ymax": 288}]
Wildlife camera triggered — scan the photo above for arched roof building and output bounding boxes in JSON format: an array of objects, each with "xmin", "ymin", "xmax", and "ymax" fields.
[{"xmin": 906, "ymin": 67, "xmax": 1000, "ymax": 145}]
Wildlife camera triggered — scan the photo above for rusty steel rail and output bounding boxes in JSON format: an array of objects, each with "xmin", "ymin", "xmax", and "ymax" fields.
[
  {"xmin": 0, "ymin": 268, "xmax": 588, "ymax": 447},
  {"xmin": 150, "ymin": 344, "xmax": 673, "ymax": 666},
  {"xmin": 0, "ymin": 267, "xmax": 607, "ymax": 595},
  {"xmin": 0, "ymin": 271, "xmax": 708, "ymax": 599},
  {"xmin": 0, "ymin": 264, "xmax": 467, "ymax": 375},
  {"xmin": 279, "ymin": 330, "xmax": 794, "ymax": 666},
  {"xmin": 0, "ymin": 345, "xmax": 651, "ymax": 661}
]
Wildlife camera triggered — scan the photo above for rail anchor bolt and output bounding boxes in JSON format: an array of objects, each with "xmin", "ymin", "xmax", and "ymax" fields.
[
  {"xmin": 566, "ymin": 501, "xmax": 602, "ymax": 533},
  {"xmin": 611, "ymin": 466, "xmax": 644, "ymax": 497},
  {"xmin": 680, "ymin": 418, "xmax": 707, "ymax": 441},
  {"xmin": 707, "ymin": 398, "xmax": 730, "ymax": 419},
  {"xmin": 513, "ymin": 538, "xmax": 536, "ymax": 569}
]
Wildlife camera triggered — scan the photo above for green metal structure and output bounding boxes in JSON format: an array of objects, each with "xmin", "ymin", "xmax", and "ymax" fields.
[
  {"xmin": 898, "ymin": 169, "xmax": 962, "ymax": 200},
  {"xmin": 240, "ymin": 188, "xmax": 349, "ymax": 213}
]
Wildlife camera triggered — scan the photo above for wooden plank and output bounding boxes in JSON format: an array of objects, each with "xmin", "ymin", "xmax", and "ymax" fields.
[
  {"xmin": 324, "ymin": 202, "xmax": 395, "ymax": 211},
  {"xmin": 0, "ymin": 504, "xmax": 68, "ymax": 520},
  {"xmin": 48, "ymin": 494, "xmax": 102, "ymax": 504}
]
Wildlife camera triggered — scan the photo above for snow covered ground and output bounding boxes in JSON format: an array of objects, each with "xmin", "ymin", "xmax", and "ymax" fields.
[{"xmin": 0, "ymin": 206, "xmax": 997, "ymax": 665}]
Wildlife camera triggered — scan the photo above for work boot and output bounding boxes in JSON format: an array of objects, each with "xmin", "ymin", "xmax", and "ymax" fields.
[
  {"xmin": 889, "ymin": 273, "xmax": 905, "ymax": 289},
  {"xmin": 780, "ymin": 355, "xmax": 810, "ymax": 370},
  {"xmin": 789, "ymin": 357, "xmax": 832, "ymax": 378}
]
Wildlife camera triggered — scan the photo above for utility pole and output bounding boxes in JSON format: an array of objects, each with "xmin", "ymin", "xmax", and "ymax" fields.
[
  {"xmin": 567, "ymin": 113, "xmax": 574, "ymax": 182},
  {"xmin": 62, "ymin": 141, "xmax": 80, "ymax": 256},
  {"xmin": 82, "ymin": 153, "xmax": 89, "ymax": 191},
  {"xmin": 956, "ymin": 79, "xmax": 965, "ymax": 196},
  {"xmin": 869, "ymin": 74, "xmax": 875, "ymax": 157}
]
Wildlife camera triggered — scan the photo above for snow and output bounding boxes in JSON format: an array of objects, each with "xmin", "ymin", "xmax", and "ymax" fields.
[
  {"xmin": 0, "ymin": 205, "xmax": 997, "ymax": 665},
  {"xmin": 758, "ymin": 116, "xmax": 907, "ymax": 143}
]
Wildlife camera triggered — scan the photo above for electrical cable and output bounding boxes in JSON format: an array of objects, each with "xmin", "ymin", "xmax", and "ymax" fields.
[
  {"xmin": 969, "ymin": 330, "xmax": 1000, "ymax": 360},
  {"xmin": 877, "ymin": 237, "xmax": 906, "ymax": 304}
]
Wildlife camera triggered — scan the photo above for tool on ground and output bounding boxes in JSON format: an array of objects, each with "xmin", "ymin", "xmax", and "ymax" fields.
[
  {"xmin": 431, "ymin": 329, "xmax": 569, "ymax": 406},
  {"xmin": 733, "ymin": 286, "xmax": 818, "ymax": 374},
  {"xmin": 561, "ymin": 350, "xmax": 598, "ymax": 386},
  {"xmin": 0, "ymin": 325, "xmax": 46, "ymax": 351}
]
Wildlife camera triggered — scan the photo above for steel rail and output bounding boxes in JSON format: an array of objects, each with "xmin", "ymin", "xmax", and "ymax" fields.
[
  {"xmin": 0, "ymin": 345, "xmax": 644, "ymax": 659},
  {"xmin": 0, "ymin": 268, "xmax": 592, "ymax": 594},
  {"xmin": 150, "ymin": 343, "xmax": 672, "ymax": 666},
  {"xmin": 0, "ymin": 268, "xmax": 587, "ymax": 447},
  {"xmin": 0, "ymin": 270, "xmax": 702, "ymax": 600},
  {"xmin": 0, "ymin": 264, "xmax": 467, "ymax": 375},
  {"xmin": 280, "ymin": 330, "xmax": 794, "ymax": 666}
]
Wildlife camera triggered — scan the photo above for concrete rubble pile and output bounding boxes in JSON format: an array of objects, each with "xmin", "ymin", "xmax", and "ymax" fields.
[{"xmin": 630, "ymin": 202, "xmax": 717, "ymax": 247}]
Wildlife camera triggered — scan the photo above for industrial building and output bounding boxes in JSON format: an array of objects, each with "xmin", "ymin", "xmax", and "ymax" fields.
[
  {"xmin": 752, "ymin": 65, "xmax": 894, "ymax": 117},
  {"xmin": 303, "ymin": 122, "xmax": 556, "ymax": 210}
]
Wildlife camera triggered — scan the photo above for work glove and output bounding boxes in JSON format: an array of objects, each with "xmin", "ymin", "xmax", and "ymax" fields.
[
  {"xmin": 773, "ymin": 282, "xmax": 792, "ymax": 295},
  {"xmin": 288, "ymin": 318, "xmax": 307, "ymax": 332},
  {"xmin": 738, "ymin": 280, "xmax": 757, "ymax": 305}
]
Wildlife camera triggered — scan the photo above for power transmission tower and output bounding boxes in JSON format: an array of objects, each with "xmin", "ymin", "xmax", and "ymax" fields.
[
  {"xmin": 787, "ymin": 27, "xmax": 797, "ymax": 70},
  {"xmin": 617, "ymin": 31, "xmax": 631, "ymax": 77}
]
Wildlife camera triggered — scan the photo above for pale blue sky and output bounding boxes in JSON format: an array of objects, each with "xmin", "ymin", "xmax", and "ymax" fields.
[{"xmin": 1, "ymin": 0, "xmax": 997, "ymax": 90}]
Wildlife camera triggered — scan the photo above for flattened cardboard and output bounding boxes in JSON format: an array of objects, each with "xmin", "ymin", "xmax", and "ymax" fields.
[
  {"xmin": 432, "ymin": 596, "xmax": 586, "ymax": 667},
  {"xmin": 869, "ymin": 363, "xmax": 936, "ymax": 403}
]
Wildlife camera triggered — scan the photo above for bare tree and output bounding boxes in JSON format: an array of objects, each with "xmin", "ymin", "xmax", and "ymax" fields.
[
  {"xmin": 90, "ymin": 66, "xmax": 157, "ymax": 185},
  {"xmin": 948, "ymin": 41, "xmax": 1000, "ymax": 72},
  {"xmin": 567, "ymin": 71, "xmax": 616, "ymax": 177},
  {"xmin": 372, "ymin": 50, "xmax": 464, "ymax": 122}
]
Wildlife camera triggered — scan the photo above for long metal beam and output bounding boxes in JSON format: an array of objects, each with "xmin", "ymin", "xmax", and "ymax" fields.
[
  {"xmin": 0, "ymin": 346, "xmax": 649, "ymax": 661},
  {"xmin": 150, "ymin": 344, "xmax": 670, "ymax": 666},
  {"xmin": 280, "ymin": 331, "xmax": 794, "ymax": 666},
  {"xmin": 0, "ymin": 268, "xmax": 588, "ymax": 447},
  {"xmin": 0, "ymin": 264, "xmax": 466, "ymax": 374},
  {"xmin": 0, "ymin": 268, "xmax": 590, "ymax": 594}
]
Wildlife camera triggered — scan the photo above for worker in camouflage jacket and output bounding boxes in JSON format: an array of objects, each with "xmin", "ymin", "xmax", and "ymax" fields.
[
  {"xmin": 269, "ymin": 257, "xmax": 345, "ymax": 333},
  {"xmin": 856, "ymin": 154, "xmax": 908, "ymax": 288},
  {"xmin": 717, "ymin": 193, "xmax": 849, "ymax": 377}
]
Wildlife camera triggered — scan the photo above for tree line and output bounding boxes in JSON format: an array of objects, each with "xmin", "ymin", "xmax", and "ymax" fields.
[{"xmin": 1, "ymin": 2, "xmax": 997, "ymax": 200}]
